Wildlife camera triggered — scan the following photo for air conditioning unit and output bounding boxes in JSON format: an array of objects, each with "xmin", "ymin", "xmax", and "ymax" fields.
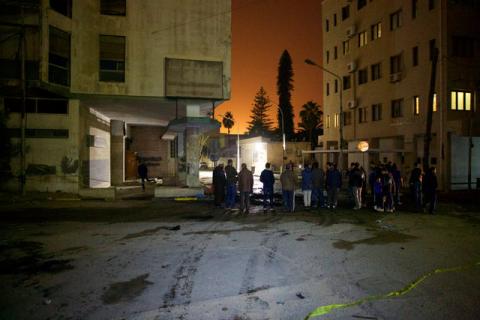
[
  {"xmin": 347, "ymin": 61, "xmax": 357, "ymax": 73},
  {"xmin": 390, "ymin": 72, "xmax": 402, "ymax": 83},
  {"xmin": 347, "ymin": 100, "xmax": 357, "ymax": 109},
  {"xmin": 346, "ymin": 25, "xmax": 356, "ymax": 38}
]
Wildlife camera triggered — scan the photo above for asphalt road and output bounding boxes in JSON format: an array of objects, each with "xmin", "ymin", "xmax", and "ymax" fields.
[{"xmin": 1, "ymin": 199, "xmax": 479, "ymax": 320}]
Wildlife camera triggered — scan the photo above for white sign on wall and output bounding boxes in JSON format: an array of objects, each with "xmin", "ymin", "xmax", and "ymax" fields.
[{"xmin": 165, "ymin": 58, "xmax": 224, "ymax": 99}]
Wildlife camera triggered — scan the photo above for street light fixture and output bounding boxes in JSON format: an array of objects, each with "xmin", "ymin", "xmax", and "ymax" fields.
[{"xmin": 305, "ymin": 58, "xmax": 344, "ymax": 170}]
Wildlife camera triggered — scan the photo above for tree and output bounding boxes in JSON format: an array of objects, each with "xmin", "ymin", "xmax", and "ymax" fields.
[
  {"xmin": 222, "ymin": 111, "xmax": 235, "ymax": 134},
  {"xmin": 298, "ymin": 101, "xmax": 323, "ymax": 150},
  {"xmin": 247, "ymin": 86, "xmax": 273, "ymax": 136},
  {"xmin": 277, "ymin": 50, "xmax": 295, "ymax": 139}
]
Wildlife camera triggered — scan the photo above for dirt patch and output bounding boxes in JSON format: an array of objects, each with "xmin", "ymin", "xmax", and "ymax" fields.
[
  {"xmin": 121, "ymin": 225, "xmax": 180, "ymax": 240},
  {"xmin": 0, "ymin": 240, "xmax": 74, "ymax": 275},
  {"xmin": 59, "ymin": 246, "xmax": 89, "ymax": 255},
  {"xmin": 102, "ymin": 273, "xmax": 153, "ymax": 304},
  {"xmin": 183, "ymin": 225, "xmax": 264, "ymax": 236},
  {"xmin": 182, "ymin": 215, "xmax": 214, "ymax": 221},
  {"xmin": 333, "ymin": 230, "xmax": 417, "ymax": 251}
]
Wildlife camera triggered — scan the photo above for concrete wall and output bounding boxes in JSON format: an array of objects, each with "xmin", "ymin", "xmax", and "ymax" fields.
[{"xmin": 42, "ymin": 0, "xmax": 231, "ymax": 99}]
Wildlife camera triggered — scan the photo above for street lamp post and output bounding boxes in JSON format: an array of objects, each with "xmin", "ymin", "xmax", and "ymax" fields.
[
  {"xmin": 305, "ymin": 58, "xmax": 344, "ymax": 170},
  {"xmin": 277, "ymin": 106, "xmax": 286, "ymax": 171}
]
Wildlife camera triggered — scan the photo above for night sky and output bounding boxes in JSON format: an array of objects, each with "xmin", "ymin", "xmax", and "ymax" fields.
[{"xmin": 216, "ymin": 0, "xmax": 323, "ymax": 133}]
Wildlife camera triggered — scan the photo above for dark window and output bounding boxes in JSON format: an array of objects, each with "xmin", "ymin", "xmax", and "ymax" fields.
[
  {"xmin": 101, "ymin": 0, "xmax": 126, "ymax": 16},
  {"xmin": 412, "ymin": 46, "xmax": 419, "ymax": 66},
  {"xmin": 429, "ymin": 0, "xmax": 435, "ymax": 10},
  {"xmin": 391, "ymin": 99, "xmax": 404, "ymax": 118},
  {"xmin": 50, "ymin": 0, "xmax": 72, "ymax": 17},
  {"xmin": 372, "ymin": 104, "xmax": 382, "ymax": 121},
  {"xmin": 170, "ymin": 139, "xmax": 177, "ymax": 158},
  {"xmin": 8, "ymin": 128, "xmax": 69, "ymax": 139},
  {"xmin": 452, "ymin": 36, "xmax": 475, "ymax": 57},
  {"xmin": 326, "ymin": 19, "xmax": 330, "ymax": 32},
  {"xmin": 390, "ymin": 10, "xmax": 402, "ymax": 30},
  {"xmin": 358, "ymin": 0, "xmax": 367, "ymax": 10},
  {"xmin": 412, "ymin": 0, "xmax": 418, "ymax": 18},
  {"xmin": 334, "ymin": 46, "xmax": 338, "ymax": 60},
  {"xmin": 326, "ymin": 82, "xmax": 330, "ymax": 96},
  {"xmin": 99, "ymin": 35, "xmax": 126, "ymax": 82},
  {"xmin": 371, "ymin": 63, "xmax": 381, "ymax": 80},
  {"xmin": 343, "ymin": 75, "xmax": 351, "ymax": 90},
  {"xmin": 4, "ymin": 97, "xmax": 68, "ymax": 114},
  {"xmin": 333, "ymin": 13, "xmax": 337, "ymax": 26},
  {"xmin": 343, "ymin": 40, "xmax": 350, "ymax": 55},
  {"xmin": 48, "ymin": 26, "xmax": 70, "ymax": 86},
  {"xmin": 334, "ymin": 79, "xmax": 338, "ymax": 93},
  {"xmin": 342, "ymin": 5, "xmax": 350, "ymax": 20},
  {"xmin": 429, "ymin": 39, "xmax": 436, "ymax": 61},
  {"xmin": 326, "ymin": 50, "xmax": 330, "ymax": 63},
  {"xmin": 390, "ymin": 54, "xmax": 402, "ymax": 74},
  {"xmin": 343, "ymin": 111, "xmax": 352, "ymax": 126},
  {"xmin": 359, "ymin": 107, "xmax": 367, "ymax": 123},
  {"xmin": 358, "ymin": 68, "xmax": 368, "ymax": 85}
]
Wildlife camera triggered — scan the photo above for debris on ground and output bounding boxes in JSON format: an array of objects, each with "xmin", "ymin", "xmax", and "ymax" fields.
[{"xmin": 296, "ymin": 293, "xmax": 305, "ymax": 299}]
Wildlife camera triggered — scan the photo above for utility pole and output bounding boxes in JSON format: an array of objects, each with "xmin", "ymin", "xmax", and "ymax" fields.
[
  {"xmin": 20, "ymin": 7, "xmax": 27, "ymax": 196},
  {"xmin": 423, "ymin": 48, "xmax": 439, "ymax": 174}
]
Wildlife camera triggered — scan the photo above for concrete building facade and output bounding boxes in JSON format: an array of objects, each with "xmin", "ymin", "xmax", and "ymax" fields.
[
  {"xmin": 321, "ymin": 0, "xmax": 480, "ymax": 190},
  {"xmin": 0, "ymin": 0, "xmax": 231, "ymax": 193}
]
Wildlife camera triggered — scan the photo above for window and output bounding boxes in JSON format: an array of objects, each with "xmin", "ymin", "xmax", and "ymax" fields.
[
  {"xmin": 372, "ymin": 104, "xmax": 382, "ymax": 121},
  {"xmin": 101, "ymin": 0, "xmax": 126, "ymax": 16},
  {"xmin": 334, "ymin": 46, "xmax": 338, "ymax": 60},
  {"xmin": 390, "ymin": 54, "xmax": 402, "ymax": 74},
  {"xmin": 391, "ymin": 99, "xmax": 404, "ymax": 118},
  {"xmin": 371, "ymin": 63, "xmax": 381, "ymax": 80},
  {"xmin": 412, "ymin": 0, "xmax": 418, "ymax": 18},
  {"xmin": 390, "ymin": 10, "xmax": 402, "ymax": 30},
  {"xmin": 334, "ymin": 79, "xmax": 338, "ymax": 93},
  {"xmin": 371, "ymin": 22, "xmax": 381, "ymax": 41},
  {"xmin": 49, "ymin": 26, "xmax": 70, "ymax": 86},
  {"xmin": 342, "ymin": 5, "xmax": 350, "ymax": 20},
  {"xmin": 50, "ymin": 0, "xmax": 72, "ymax": 17},
  {"xmin": 429, "ymin": 39, "xmax": 436, "ymax": 61},
  {"xmin": 326, "ymin": 19, "xmax": 330, "ymax": 32},
  {"xmin": 359, "ymin": 107, "xmax": 367, "ymax": 123},
  {"xmin": 326, "ymin": 50, "xmax": 330, "ymax": 64},
  {"xmin": 433, "ymin": 93, "xmax": 438, "ymax": 112},
  {"xmin": 333, "ymin": 14, "xmax": 337, "ymax": 26},
  {"xmin": 326, "ymin": 115, "xmax": 331, "ymax": 128},
  {"xmin": 170, "ymin": 139, "xmax": 177, "ymax": 158},
  {"xmin": 358, "ymin": 30, "xmax": 368, "ymax": 47},
  {"xmin": 358, "ymin": 68, "xmax": 368, "ymax": 85},
  {"xmin": 334, "ymin": 113, "xmax": 339, "ymax": 128},
  {"xmin": 429, "ymin": 0, "xmax": 435, "ymax": 10},
  {"xmin": 451, "ymin": 91, "xmax": 472, "ymax": 111},
  {"xmin": 452, "ymin": 36, "xmax": 475, "ymax": 57},
  {"xmin": 358, "ymin": 0, "xmax": 367, "ymax": 10},
  {"xmin": 99, "ymin": 35, "xmax": 126, "ymax": 82},
  {"xmin": 343, "ymin": 111, "xmax": 352, "ymax": 126},
  {"xmin": 326, "ymin": 83, "xmax": 330, "ymax": 96},
  {"xmin": 8, "ymin": 128, "xmax": 69, "ymax": 139},
  {"xmin": 4, "ymin": 97, "xmax": 68, "ymax": 114},
  {"xmin": 343, "ymin": 40, "xmax": 350, "ymax": 55},
  {"xmin": 343, "ymin": 75, "xmax": 351, "ymax": 90},
  {"xmin": 413, "ymin": 96, "xmax": 420, "ymax": 115},
  {"xmin": 412, "ymin": 46, "xmax": 419, "ymax": 66}
]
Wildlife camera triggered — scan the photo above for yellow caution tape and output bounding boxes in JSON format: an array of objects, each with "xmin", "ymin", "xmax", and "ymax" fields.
[
  {"xmin": 174, "ymin": 197, "xmax": 198, "ymax": 201},
  {"xmin": 305, "ymin": 261, "xmax": 480, "ymax": 319}
]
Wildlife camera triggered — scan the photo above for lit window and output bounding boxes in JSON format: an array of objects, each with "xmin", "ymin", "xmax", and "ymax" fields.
[
  {"xmin": 326, "ymin": 115, "xmax": 331, "ymax": 128},
  {"xmin": 451, "ymin": 91, "xmax": 472, "ymax": 111},
  {"xmin": 413, "ymin": 96, "xmax": 420, "ymax": 115},
  {"xmin": 433, "ymin": 93, "xmax": 437, "ymax": 112},
  {"xmin": 334, "ymin": 113, "xmax": 339, "ymax": 128},
  {"xmin": 358, "ymin": 30, "xmax": 368, "ymax": 47},
  {"xmin": 371, "ymin": 22, "xmax": 381, "ymax": 41}
]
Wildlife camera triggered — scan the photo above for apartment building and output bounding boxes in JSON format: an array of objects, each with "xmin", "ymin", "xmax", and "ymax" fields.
[
  {"xmin": 321, "ymin": 0, "xmax": 480, "ymax": 190},
  {"xmin": 0, "ymin": 0, "xmax": 231, "ymax": 193}
]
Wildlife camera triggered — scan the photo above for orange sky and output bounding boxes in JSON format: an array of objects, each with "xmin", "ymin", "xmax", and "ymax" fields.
[{"xmin": 216, "ymin": 0, "xmax": 323, "ymax": 133}]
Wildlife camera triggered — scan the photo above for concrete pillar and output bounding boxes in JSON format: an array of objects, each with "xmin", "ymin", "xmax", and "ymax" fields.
[
  {"xmin": 185, "ymin": 127, "xmax": 201, "ymax": 187},
  {"xmin": 110, "ymin": 120, "xmax": 125, "ymax": 186}
]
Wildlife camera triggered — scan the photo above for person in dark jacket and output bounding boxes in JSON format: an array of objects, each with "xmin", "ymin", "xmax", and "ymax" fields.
[
  {"xmin": 350, "ymin": 163, "xmax": 363, "ymax": 210},
  {"xmin": 238, "ymin": 163, "xmax": 254, "ymax": 213},
  {"xmin": 326, "ymin": 162, "xmax": 342, "ymax": 209},
  {"xmin": 260, "ymin": 162, "xmax": 275, "ymax": 212},
  {"xmin": 138, "ymin": 161, "xmax": 148, "ymax": 191},
  {"xmin": 423, "ymin": 166, "xmax": 438, "ymax": 214},
  {"xmin": 212, "ymin": 163, "xmax": 226, "ymax": 207},
  {"xmin": 301, "ymin": 163, "xmax": 313, "ymax": 210},
  {"xmin": 225, "ymin": 159, "xmax": 238, "ymax": 210},
  {"xmin": 311, "ymin": 162, "xmax": 325, "ymax": 209},
  {"xmin": 409, "ymin": 162, "xmax": 423, "ymax": 211},
  {"xmin": 280, "ymin": 163, "xmax": 297, "ymax": 212}
]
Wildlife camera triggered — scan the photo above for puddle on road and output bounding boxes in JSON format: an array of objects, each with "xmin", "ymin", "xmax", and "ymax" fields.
[
  {"xmin": 333, "ymin": 231, "xmax": 417, "ymax": 250},
  {"xmin": 0, "ymin": 240, "xmax": 74, "ymax": 275},
  {"xmin": 121, "ymin": 225, "xmax": 180, "ymax": 240},
  {"xmin": 102, "ymin": 273, "xmax": 153, "ymax": 304}
]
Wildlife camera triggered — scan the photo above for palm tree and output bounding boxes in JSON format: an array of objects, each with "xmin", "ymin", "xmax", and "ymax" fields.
[
  {"xmin": 298, "ymin": 101, "xmax": 323, "ymax": 150},
  {"xmin": 222, "ymin": 111, "xmax": 235, "ymax": 134}
]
